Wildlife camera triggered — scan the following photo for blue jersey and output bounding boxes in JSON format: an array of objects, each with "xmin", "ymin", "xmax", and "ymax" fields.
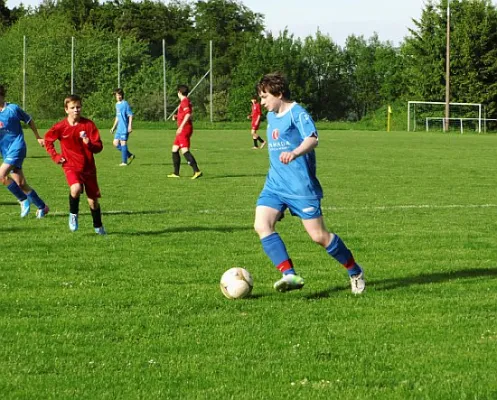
[
  {"xmin": 0, "ymin": 103, "xmax": 31, "ymax": 165},
  {"xmin": 263, "ymin": 103, "xmax": 323, "ymax": 199},
  {"xmin": 115, "ymin": 100, "xmax": 133, "ymax": 134}
]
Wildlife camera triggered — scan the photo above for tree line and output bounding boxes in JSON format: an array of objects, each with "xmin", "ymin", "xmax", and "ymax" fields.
[{"xmin": 1, "ymin": 0, "xmax": 497, "ymax": 124}]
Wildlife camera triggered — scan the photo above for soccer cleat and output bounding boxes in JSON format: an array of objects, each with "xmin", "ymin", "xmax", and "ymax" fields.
[
  {"xmin": 191, "ymin": 171, "xmax": 203, "ymax": 180},
  {"xmin": 69, "ymin": 213, "xmax": 79, "ymax": 232},
  {"xmin": 35, "ymin": 205, "xmax": 49, "ymax": 219},
  {"xmin": 119, "ymin": 162, "xmax": 128, "ymax": 167},
  {"xmin": 260, "ymin": 141, "xmax": 266, "ymax": 149},
  {"xmin": 273, "ymin": 274, "xmax": 305, "ymax": 292},
  {"xmin": 350, "ymin": 272, "xmax": 366, "ymax": 294},
  {"xmin": 127, "ymin": 154, "xmax": 136, "ymax": 165},
  {"xmin": 20, "ymin": 199, "xmax": 31, "ymax": 218},
  {"xmin": 94, "ymin": 226, "xmax": 107, "ymax": 235},
  {"xmin": 167, "ymin": 173, "xmax": 180, "ymax": 178}
]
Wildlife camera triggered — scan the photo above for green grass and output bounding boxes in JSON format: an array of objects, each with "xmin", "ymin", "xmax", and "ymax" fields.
[{"xmin": 1, "ymin": 128, "xmax": 496, "ymax": 399}]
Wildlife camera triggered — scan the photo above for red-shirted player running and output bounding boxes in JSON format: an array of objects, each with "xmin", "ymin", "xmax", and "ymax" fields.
[
  {"xmin": 167, "ymin": 85, "xmax": 202, "ymax": 179},
  {"xmin": 248, "ymin": 95, "xmax": 265, "ymax": 149},
  {"xmin": 44, "ymin": 94, "xmax": 106, "ymax": 235}
]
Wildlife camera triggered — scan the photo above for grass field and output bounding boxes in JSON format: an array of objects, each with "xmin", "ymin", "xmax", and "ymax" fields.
[{"xmin": 1, "ymin": 128, "xmax": 496, "ymax": 399}]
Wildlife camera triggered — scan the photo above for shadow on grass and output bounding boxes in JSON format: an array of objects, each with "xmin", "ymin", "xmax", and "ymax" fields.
[
  {"xmin": 111, "ymin": 225, "xmax": 251, "ymax": 235},
  {"xmin": 305, "ymin": 267, "xmax": 497, "ymax": 299},
  {"xmin": 27, "ymin": 155, "xmax": 50, "ymax": 159},
  {"xmin": 0, "ymin": 201, "xmax": 18, "ymax": 206}
]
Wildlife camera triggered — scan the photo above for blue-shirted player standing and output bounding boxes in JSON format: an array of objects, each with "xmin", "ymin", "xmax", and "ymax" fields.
[
  {"xmin": 110, "ymin": 88, "xmax": 135, "ymax": 166},
  {"xmin": 0, "ymin": 84, "xmax": 49, "ymax": 218},
  {"xmin": 254, "ymin": 73, "xmax": 365, "ymax": 294}
]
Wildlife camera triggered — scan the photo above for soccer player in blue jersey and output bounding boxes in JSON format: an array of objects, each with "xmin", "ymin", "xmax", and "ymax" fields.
[
  {"xmin": 110, "ymin": 88, "xmax": 135, "ymax": 166},
  {"xmin": 0, "ymin": 84, "xmax": 49, "ymax": 218},
  {"xmin": 254, "ymin": 72, "xmax": 365, "ymax": 294}
]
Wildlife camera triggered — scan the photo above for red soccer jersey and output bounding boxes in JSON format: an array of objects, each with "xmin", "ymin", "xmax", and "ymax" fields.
[
  {"xmin": 177, "ymin": 97, "xmax": 193, "ymax": 131},
  {"xmin": 44, "ymin": 117, "xmax": 103, "ymax": 173},
  {"xmin": 251, "ymin": 102, "xmax": 262, "ymax": 123}
]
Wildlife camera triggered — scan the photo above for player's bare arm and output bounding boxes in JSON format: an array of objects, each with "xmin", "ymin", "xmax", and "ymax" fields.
[{"xmin": 279, "ymin": 135, "xmax": 318, "ymax": 164}]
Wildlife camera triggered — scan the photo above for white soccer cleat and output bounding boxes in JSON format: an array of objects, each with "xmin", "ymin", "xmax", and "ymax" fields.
[
  {"xmin": 350, "ymin": 272, "xmax": 365, "ymax": 294},
  {"xmin": 94, "ymin": 226, "xmax": 107, "ymax": 235},
  {"xmin": 274, "ymin": 274, "xmax": 305, "ymax": 292},
  {"xmin": 20, "ymin": 199, "xmax": 30, "ymax": 218},
  {"xmin": 36, "ymin": 205, "xmax": 50, "ymax": 219},
  {"xmin": 69, "ymin": 213, "xmax": 79, "ymax": 232}
]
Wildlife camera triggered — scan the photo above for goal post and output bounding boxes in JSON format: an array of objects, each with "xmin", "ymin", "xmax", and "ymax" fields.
[{"xmin": 407, "ymin": 101, "xmax": 482, "ymax": 133}]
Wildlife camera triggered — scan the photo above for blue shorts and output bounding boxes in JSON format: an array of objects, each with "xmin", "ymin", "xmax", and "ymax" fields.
[
  {"xmin": 256, "ymin": 189, "xmax": 322, "ymax": 220},
  {"xmin": 114, "ymin": 131, "xmax": 129, "ymax": 141},
  {"xmin": 0, "ymin": 135, "xmax": 27, "ymax": 169}
]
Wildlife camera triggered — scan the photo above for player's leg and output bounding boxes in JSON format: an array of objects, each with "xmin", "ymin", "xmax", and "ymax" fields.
[
  {"xmin": 119, "ymin": 139, "xmax": 129, "ymax": 166},
  {"xmin": 302, "ymin": 217, "xmax": 365, "ymax": 294},
  {"xmin": 68, "ymin": 182, "xmax": 83, "ymax": 232},
  {"xmin": 180, "ymin": 145, "xmax": 202, "ymax": 179},
  {"xmin": 251, "ymin": 129, "xmax": 259, "ymax": 149},
  {"xmin": 254, "ymin": 194, "xmax": 304, "ymax": 292},
  {"xmin": 85, "ymin": 174, "xmax": 105, "ymax": 235},
  {"xmin": 168, "ymin": 144, "xmax": 181, "ymax": 177},
  {"xmin": 10, "ymin": 167, "xmax": 49, "ymax": 218},
  {"xmin": 0, "ymin": 162, "xmax": 30, "ymax": 217},
  {"xmin": 87, "ymin": 197, "xmax": 105, "ymax": 235}
]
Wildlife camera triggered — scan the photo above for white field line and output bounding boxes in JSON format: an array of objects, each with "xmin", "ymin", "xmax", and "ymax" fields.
[{"xmin": 4, "ymin": 203, "xmax": 495, "ymax": 217}]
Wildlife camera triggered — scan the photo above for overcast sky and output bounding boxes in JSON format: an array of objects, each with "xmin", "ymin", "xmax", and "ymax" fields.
[{"xmin": 6, "ymin": 0, "xmax": 427, "ymax": 46}]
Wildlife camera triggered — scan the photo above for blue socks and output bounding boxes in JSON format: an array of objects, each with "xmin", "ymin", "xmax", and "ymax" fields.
[
  {"xmin": 7, "ymin": 181, "xmax": 27, "ymax": 202},
  {"xmin": 26, "ymin": 190, "xmax": 46, "ymax": 209},
  {"xmin": 326, "ymin": 234, "xmax": 362, "ymax": 276},
  {"xmin": 261, "ymin": 233, "xmax": 296, "ymax": 275}
]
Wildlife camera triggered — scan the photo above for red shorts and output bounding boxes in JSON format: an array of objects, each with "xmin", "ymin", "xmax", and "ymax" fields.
[
  {"xmin": 251, "ymin": 122, "xmax": 260, "ymax": 131},
  {"xmin": 173, "ymin": 131, "xmax": 193, "ymax": 149},
  {"xmin": 64, "ymin": 169, "xmax": 101, "ymax": 199}
]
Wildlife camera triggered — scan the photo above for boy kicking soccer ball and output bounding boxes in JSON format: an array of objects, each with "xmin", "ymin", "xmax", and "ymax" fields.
[{"xmin": 254, "ymin": 72, "xmax": 365, "ymax": 294}]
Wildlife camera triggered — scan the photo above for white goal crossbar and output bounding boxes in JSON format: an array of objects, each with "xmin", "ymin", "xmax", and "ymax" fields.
[{"xmin": 407, "ymin": 101, "xmax": 482, "ymax": 132}]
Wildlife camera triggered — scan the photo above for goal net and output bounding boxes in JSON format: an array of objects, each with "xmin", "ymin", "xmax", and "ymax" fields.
[{"xmin": 407, "ymin": 101, "xmax": 485, "ymax": 133}]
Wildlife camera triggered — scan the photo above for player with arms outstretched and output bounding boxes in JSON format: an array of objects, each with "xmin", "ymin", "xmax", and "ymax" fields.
[
  {"xmin": 44, "ymin": 94, "xmax": 106, "ymax": 235},
  {"xmin": 254, "ymin": 72, "xmax": 365, "ymax": 294},
  {"xmin": 0, "ymin": 84, "xmax": 49, "ymax": 218}
]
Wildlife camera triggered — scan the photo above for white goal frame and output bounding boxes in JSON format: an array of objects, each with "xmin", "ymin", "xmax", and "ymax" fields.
[{"xmin": 407, "ymin": 101, "xmax": 482, "ymax": 133}]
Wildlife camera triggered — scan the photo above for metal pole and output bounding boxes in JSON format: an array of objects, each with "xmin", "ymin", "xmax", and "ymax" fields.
[
  {"xmin": 209, "ymin": 40, "xmax": 213, "ymax": 123},
  {"xmin": 71, "ymin": 36, "xmax": 75, "ymax": 94},
  {"xmin": 163, "ymin": 39, "xmax": 167, "ymax": 122},
  {"xmin": 22, "ymin": 36, "xmax": 26, "ymax": 109},
  {"xmin": 444, "ymin": 0, "xmax": 450, "ymax": 132},
  {"xmin": 118, "ymin": 37, "xmax": 121, "ymax": 88}
]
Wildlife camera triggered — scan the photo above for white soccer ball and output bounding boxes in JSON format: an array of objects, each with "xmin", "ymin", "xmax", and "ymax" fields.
[{"xmin": 220, "ymin": 267, "xmax": 253, "ymax": 299}]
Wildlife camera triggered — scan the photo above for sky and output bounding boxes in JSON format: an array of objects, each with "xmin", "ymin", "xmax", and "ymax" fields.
[{"xmin": 6, "ymin": 0, "xmax": 426, "ymax": 46}]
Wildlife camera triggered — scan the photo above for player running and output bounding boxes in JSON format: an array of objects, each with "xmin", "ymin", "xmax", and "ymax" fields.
[
  {"xmin": 0, "ymin": 84, "xmax": 49, "ymax": 218},
  {"xmin": 44, "ymin": 94, "xmax": 106, "ymax": 235}
]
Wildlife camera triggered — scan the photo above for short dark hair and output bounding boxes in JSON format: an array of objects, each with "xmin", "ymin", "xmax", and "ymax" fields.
[
  {"xmin": 251, "ymin": 95, "xmax": 258, "ymax": 101},
  {"xmin": 256, "ymin": 72, "xmax": 291, "ymax": 99},
  {"xmin": 177, "ymin": 85, "xmax": 189, "ymax": 96},
  {"xmin": 0, "ymin": 85, "xmax": 6, "ymax": 97},
  {"xmin": 113, "ymin": 88, "xmax": 124, "ymax": 97},
  {"xmin": 64, "ymin": 94, "xmax": 82, "ymax": 108}
]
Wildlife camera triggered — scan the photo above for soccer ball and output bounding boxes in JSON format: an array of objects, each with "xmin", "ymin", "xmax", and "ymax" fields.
[{"xmin": 220, "ymin": 267, "xmax": 253, "ymax": 299}]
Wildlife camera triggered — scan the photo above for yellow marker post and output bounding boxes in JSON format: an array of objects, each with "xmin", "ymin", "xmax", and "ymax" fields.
[{"xmin": 387, "ymin": 105, "xmax": 392, "ymax": 132}]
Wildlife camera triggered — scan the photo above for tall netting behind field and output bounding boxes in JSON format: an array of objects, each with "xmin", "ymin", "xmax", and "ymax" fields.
[{"xmin": 0, "ymin": 31, "xmax": 214, "ymax": 122}]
